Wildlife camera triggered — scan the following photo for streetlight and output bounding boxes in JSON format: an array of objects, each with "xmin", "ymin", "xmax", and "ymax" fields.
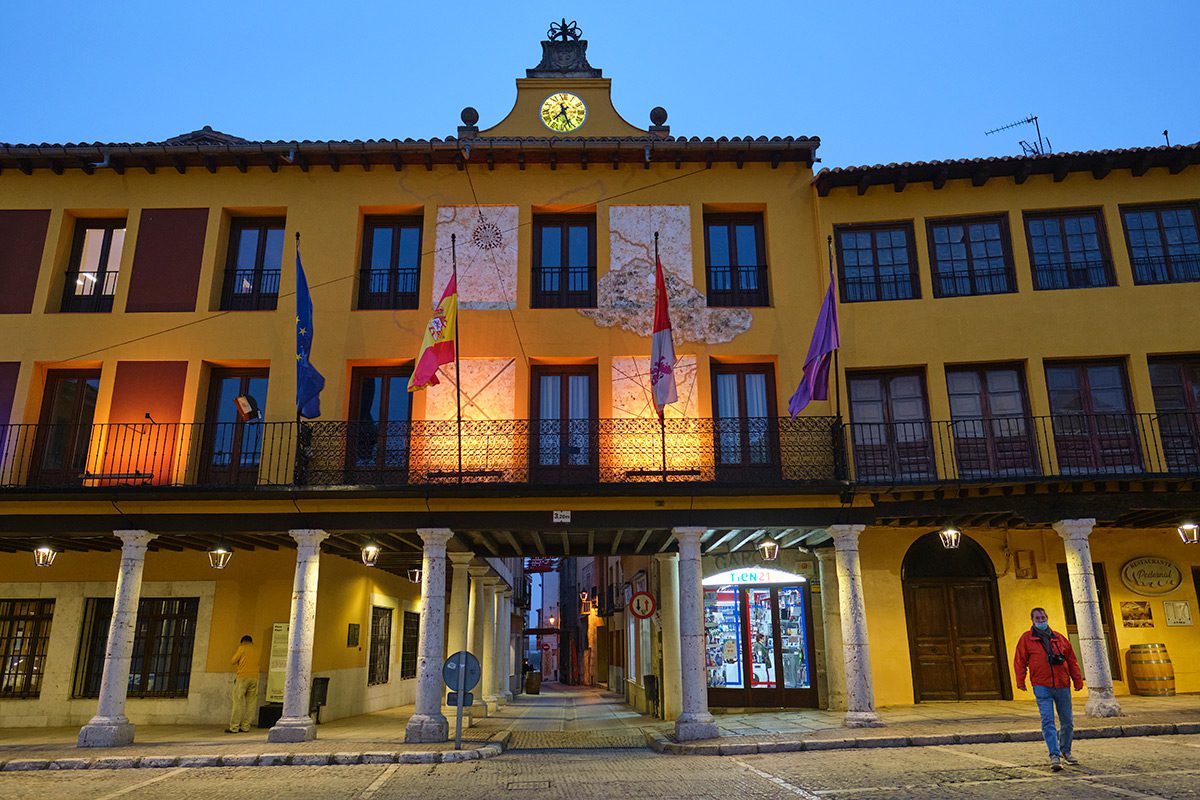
[
  {"xmin": 33, "ymin": 545, "xmax": 57, "ymax": 567},
  {"xmin": 407, "ymin": 568, "xmax": 423, "ymax": 583},
  {"xmin": 361, "ymin": 542, "xmax": 381, "ymax": 567},
  {"xmin": 756, "ymin": 536, "xmax": 780, "ymax": 561},
  {"xmin": 939, "ymin": 528, "xmax": 962, "ymax": 549},
  {"xmin": 1179, "ymin": 522, "xmax": 1199, "ymax": 545},
  {"xmin": 207, "ymin": 543, "xmax": 233, "ymax": 569}
]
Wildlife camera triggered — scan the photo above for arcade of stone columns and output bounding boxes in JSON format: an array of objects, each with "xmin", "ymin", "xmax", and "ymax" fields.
[{"xmin": 73, "ymin": 521, "xmax": 1122, "ymax": 747}]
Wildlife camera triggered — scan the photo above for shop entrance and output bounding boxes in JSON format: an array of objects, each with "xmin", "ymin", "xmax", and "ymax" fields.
[
  {"xmin": 902, "ymin": 532, "xmax": 1010, "ymax": 702},
  {"xmin": 703, "ymin": 580, "xmax": 817, "ymax": 708}
]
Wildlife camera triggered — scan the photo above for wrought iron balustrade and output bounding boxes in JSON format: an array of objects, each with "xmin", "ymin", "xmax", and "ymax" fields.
[{"xmin": 3, "ymin": 412, "xmax": 1198, "ymax": 492}]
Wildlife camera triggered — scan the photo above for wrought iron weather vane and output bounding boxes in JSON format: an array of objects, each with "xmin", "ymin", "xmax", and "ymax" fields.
[{"xmin": 548, "ymin": 18, "xmax": 582, "ymax": 42}]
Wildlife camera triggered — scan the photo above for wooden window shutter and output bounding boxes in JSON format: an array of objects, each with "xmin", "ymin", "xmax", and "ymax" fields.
[
  {"xmin": 0, "ymin": 210, "xmax": 51, "ymax": 314},
  {"xmin": 126, "ymin": 208, "xmax": 209, "ymax": 312}
]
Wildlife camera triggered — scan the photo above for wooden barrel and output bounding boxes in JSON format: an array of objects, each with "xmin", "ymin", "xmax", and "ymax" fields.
[{"xmin": 1127, "ymin": 643, "xmax": 1175, "ymax": 696}]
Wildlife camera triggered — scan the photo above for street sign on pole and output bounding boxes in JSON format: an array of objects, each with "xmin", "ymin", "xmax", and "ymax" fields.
[
  {"xmin": 444, "ymin": 651, "xmax": 482, "ymax": 750},
  {"xmin": 630, "ymin": 590, "xmax": 656, "ymax": 620}
]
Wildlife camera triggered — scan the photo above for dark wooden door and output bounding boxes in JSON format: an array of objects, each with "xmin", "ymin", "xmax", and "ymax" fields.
[{"xmin": 904, "ymin": 580, "xmax": 1006, "ymax": 701}]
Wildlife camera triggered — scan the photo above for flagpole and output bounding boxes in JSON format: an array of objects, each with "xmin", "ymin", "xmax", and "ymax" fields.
[
  {"xmin": 295, "ymin": 232, "xmax": 302, "ymax": 428},
  {"xmin": 452, "ymin": 233, "xmax": 463, "ymax": 484},
  {"xmin": 655, "ymin": 231, "xmax": 668, "ymax": 481},
  {"xmin": 827, "ymin": 234, "xmax": 842, "ymax": 421}
]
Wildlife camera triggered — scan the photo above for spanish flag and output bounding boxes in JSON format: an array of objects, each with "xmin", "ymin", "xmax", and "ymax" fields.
[{"xmin": 409, "ymin": 275, "xmax": 458, "ymax": 392}]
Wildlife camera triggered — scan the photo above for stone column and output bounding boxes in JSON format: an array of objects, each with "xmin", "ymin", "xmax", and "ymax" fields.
[
  {"xmin": 268, "ymin": 529, "xmax": 329, "ymax": 743},
  {"xmin": 467, "ymin": 566, "xmax": 489, "ymax": 717},
  {"xmin": 830, "ymin": 524, "xmax": 882, "ymax": 728},
  {"xmin": 404, "ymin": 528, "xmax": 453, "ymax": 743},
  {"xmin": 672, "ymin": 527, "xmax": 719, "ymax": 741},
  {"xmin": 445, "ymin": 553, "xmax": 475, "ymax": 659},
  {"xmin": 499, "ymin": 589, "xmax": 514, "ymax": 701},
  {"xmin": 654, "ymin": 553, "xmax": 684, "ymax": 721},
  {"xmin": 481, "ymin": 577, "xmax": 500, "ymax": 711},
  {"xmin": 815, "ymin": 547, "xmax": 847, "ymax": 712},
  {"xmin": 78, "ymin": 530, "xmax": 156, "ymax": 747},
  {"xmin": 1054, "ymin": 519, "xmax": 1122, "ymax": 718}
]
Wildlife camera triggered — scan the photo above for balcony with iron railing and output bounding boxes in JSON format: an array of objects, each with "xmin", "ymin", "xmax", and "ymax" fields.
[
  {"xmin": 1, "ymin": 412, "xmax": 1198, "ymax": 493},
  {"xmin": 219, "ymin": 268, "xmax": 281, "ymax": 311}
]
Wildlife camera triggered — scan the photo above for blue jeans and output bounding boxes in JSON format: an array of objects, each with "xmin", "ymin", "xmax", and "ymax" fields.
[{"xmin": 1032, "ymin": 685, "xmax": 1074, "ymax": 757}]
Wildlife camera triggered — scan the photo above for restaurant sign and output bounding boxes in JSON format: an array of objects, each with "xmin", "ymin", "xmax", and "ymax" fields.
[{"xmin": 1120, "ymin": 556, "xmax": 1183, "ymax": 596}]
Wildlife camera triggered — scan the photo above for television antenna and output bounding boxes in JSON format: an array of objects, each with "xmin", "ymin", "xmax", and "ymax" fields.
[{"xmin": 985, "ymin": 115, "xmax": 1052, "ymax": 156}]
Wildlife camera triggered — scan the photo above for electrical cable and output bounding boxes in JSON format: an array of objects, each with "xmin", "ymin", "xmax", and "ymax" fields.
[{"xmin": 49, "ymin": 162, "xmax": 716, "ymax": 365}]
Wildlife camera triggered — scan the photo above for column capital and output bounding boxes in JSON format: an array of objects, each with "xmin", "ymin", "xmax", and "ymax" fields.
[
  {"xmin": 288, "ymin": 529, "xmax": 329, "ymax": 550},
  {"xmin": 814, "ymin": 547, "xmax": 836, "ymax": 564},
  {"xmin": 653, "ymin": 552, "xmax": 679, "ymax": 563},
  {"xmin": 114, "ymin": 530, "xmax": 156, "ymax": 553},
  {"xmin": 672, "ymin": 526, "xmax": 706, "ymax": 544},
  {"xmin": 448, "ymin": 551, "xmax": 476, "ymax": 567},
  {"xmin": 482, "ymin": 576, "xmax": 500, "ymax": 589},
  {"xmin": 501, "ymin": 588, "xmax": 513, "ymax": 599},
  {"xmin": 468, "ymin": 565, "xmax": 490, "ymax": 578},
  {"xmin": 417, "ymin": 528, "xmax": 454, "ymax": 548},
  {"xmin": 829, "ymin": 524, "xmax": 866, "ymax": 550},
  {"xmin": 1053, "ymin": 518, "xmax": 1097, "ymax": 543}
]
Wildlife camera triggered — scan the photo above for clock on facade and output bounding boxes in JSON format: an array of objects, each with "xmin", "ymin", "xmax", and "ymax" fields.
[{"xmin": 540, "ymin": 92, "xmax": 587, "ymax": 132}]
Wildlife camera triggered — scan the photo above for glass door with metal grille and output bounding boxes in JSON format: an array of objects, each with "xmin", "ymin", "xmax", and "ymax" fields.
[
  {"xmin": 199, "ymin": 369, "xmax": 268, "ymax": 486},
  {"xmin": 531, "ymin": 365, "xmax": 597, "ymax": 483},
  {"xmin": 31, "ymin": 370, "xmax": 101, "ymax": 486}
]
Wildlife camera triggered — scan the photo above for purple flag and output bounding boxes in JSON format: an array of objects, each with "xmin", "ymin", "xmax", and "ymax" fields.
[{"xmin": 788, "ymin": 275, "xmax": 840, "ymax": 417}]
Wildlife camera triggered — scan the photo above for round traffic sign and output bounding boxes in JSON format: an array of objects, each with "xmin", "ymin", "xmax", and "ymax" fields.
[
  {"xmin": 630, "ymin": 590, "xmax": 656, "ymax": 620},
  {"xmin": 443, "ymin": 651, "xmax": 481, "ymax": 690}
]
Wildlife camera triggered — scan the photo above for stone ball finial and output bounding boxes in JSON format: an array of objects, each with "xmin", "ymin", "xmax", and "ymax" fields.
[
  {"xmin": 650, "ymin": 107, "xmax": 668, "ymax": 126},
  {"xmin": 461, "ymin": 107, "xmax": 480, "ymax": 126}
]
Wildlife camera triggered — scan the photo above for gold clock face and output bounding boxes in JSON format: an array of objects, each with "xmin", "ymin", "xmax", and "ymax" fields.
[{"xmin": 540, "ymin": 92, "xmax": 587, "ymax": 133}]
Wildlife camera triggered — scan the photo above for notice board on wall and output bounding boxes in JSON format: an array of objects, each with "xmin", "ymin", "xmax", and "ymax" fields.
[{"xmin": 267, "ymin": 622, "xmax": 289, "ymax": 703}]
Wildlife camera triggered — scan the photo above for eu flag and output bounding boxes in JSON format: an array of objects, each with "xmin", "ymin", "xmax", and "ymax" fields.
[{"xmin": 296, "ymin": 250, "xmax": 325, "ymax": 419}]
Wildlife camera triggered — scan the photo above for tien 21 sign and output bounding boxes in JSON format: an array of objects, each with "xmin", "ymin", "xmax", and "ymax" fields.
[{"xmin": 1120, "ymin": 557, "xmax": 1183, "ymax": 596}]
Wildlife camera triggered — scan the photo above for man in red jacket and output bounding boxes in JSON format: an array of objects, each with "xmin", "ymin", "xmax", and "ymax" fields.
[{"xmin": 1013, "ymin": 607, "xmax": 1084, "ymax": 771}]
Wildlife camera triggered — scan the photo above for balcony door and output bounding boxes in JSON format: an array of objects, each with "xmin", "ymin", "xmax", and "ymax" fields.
[
  {"xmin": 848, "ymin": 371, "xmax": 934, "ymax": 482},
  {"xmin": 1045, "ymin": 362, "xmax": 1140, "ymax": 474},
  {"xmin": 712, "ymin": 364, "xmax": 779, "ymax": 481},
  {"xmin": 531, "ymin": 365, "xmax": 597, "ymax": 483},
  {"xmin": 32, "ymin": 370, "xmax": 101, "ymax": 486},
  {"xmin": 199, "ymin": 369, "xmax": 268, "ymax": 486},
  {"xmin": 1149, "ymin": 358, "xmax": 1200, "ymax": 472},
  {"xmin": 946, "ymin": 365, "xmax": 1038, "ymax": 479},
  {"xmin": 346, "ymin": 367, "xmax": 412, "ymax": 484}
]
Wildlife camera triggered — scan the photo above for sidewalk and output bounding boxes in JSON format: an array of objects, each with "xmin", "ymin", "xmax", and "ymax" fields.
[
  {"xmin": 644, "ymin": 694, "xmax": 1200, "ymax": 755},
  {"xmin": 2, "ymin": 687, "xmax": 1198, "ymax": 769}
]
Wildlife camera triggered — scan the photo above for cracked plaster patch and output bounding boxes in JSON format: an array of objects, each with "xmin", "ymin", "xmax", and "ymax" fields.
[{"xmin": 580, "ymin": 205, "xmax": 753, "ymax": 344}]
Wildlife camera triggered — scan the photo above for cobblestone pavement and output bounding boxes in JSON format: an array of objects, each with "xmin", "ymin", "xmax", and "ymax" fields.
[{"xmin": 1, "ymin": 735, "xmax": 1198, "ymax": 799}]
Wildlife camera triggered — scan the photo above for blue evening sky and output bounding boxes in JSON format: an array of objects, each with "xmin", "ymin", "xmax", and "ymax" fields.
[{"xmin": 4, "ymin": 1, "xmax": 1197, "ymax": 168}]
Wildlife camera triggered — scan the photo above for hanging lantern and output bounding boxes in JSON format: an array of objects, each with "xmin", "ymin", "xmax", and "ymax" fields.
[
  {"xmin": 407, "ymin": 568, "xmax": 423, "ymax": 583},
  {"xmin": 33, "ymin": 546, "xmax": 57, "ymax": 567},
  {"xmin": 207, "ymin": 544, "xmax": 233, "ymax": 570},
  {"xmin": 1179, "ymin": 522, "xmax": 1200, "ymax": 545},
  {"xmin": 361, "ymin": 543, "xmax": 381, "ymax": 567},
  {"xmin": 756, "ymin": 536, "xmax": 780, "ymax": 561},
  {"xmin": 939, "ymin": 528, "xmax": 962, "ymax": 549}
]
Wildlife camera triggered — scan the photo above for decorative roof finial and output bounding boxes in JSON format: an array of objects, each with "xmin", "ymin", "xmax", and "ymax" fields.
[
  {"xmin": 528, "ymin": 20, "xmax": 601, "ymax": 78},
  {"xmin": 548, "ymin": 19, "xmax": 582, "ymax": 42}
]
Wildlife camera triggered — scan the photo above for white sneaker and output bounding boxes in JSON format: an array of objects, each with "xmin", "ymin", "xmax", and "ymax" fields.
[
  {"xmin": 1063, "ymin": 753, "xmax": 1079, "ymax": 766},
  {"xmin": 1050, "ymin": 755, "xmax": 1062, "ymax": 771}
]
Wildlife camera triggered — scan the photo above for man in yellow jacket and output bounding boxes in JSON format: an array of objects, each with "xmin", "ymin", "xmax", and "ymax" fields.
[{"xmin": 227, "ymin": 635, "xmax": 259, "ymax": 733}]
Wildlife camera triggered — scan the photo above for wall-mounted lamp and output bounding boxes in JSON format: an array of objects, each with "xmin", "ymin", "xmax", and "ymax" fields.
[
  {"xmin": 939, "ymin": 528, "xmax": 962, "ymax": 549},
  {"xmin": 548, "ymin": 615, "xmax": 556, "ymax": 627},
  {"xmin": 1179, "ymin": 522, "xmax": 1199, "ymax": 545},
  {"xmin": 407, "ymin": 568, "xmax": 423, "ymax": 583},
  {"xmin": 207, "ymin": 543, "xmax": 233, "ymax": 569},
  {"xmin": 33, "ymin": 546, "xmax": 57, "ymax": 567},
  {"xmin": 756, "ymin": 537, "xmax": 780, "ymax": 561},
  {"xmin": 361, "ymin": 542, "xmax": 381, "ymax": 567}
]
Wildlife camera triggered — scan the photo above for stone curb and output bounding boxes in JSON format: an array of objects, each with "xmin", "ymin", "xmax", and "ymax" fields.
[
  {"xmin": 0, "ymin": 731, "xmax": 512, "ymax": 772},
  {"xmin": 643, "ymin": 722, "xmax": 1199, "ymax": 756}
]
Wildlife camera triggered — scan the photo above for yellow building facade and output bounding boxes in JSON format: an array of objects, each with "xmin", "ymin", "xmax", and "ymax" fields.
[{"xmin": 1, "ymin": 24, "xmax": 1199, "ymax": 743}]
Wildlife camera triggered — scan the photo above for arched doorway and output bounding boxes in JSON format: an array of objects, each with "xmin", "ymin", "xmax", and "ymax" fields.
[{"xmin": 901, "ymin": 532, "xmax": 1011, "ymax": 702}]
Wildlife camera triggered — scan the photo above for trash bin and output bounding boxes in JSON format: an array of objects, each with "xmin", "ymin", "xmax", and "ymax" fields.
[
  {"xmin": 525, "ymin": 670, "xmax": 542, "ymax": 695},
  {"xmin": 309, "ymin": 676, "xmax": 331, "ymax": 722}
]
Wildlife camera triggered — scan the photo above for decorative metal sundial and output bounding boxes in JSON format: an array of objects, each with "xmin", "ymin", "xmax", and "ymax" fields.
[
  {"xmin": 471, "ymin": 210, "xmax": 503, "ymax": 251},
  {"xmin": 548, "ymin": 19, "xmax": 581, "ymax": 42}
]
